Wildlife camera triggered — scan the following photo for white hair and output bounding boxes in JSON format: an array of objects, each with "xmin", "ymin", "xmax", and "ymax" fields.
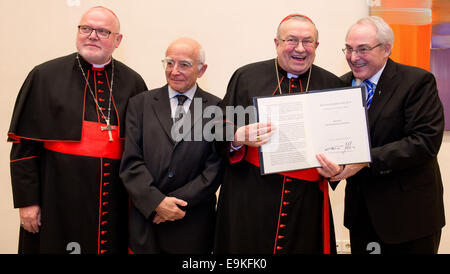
[
  {"xmin": 347, "ymin": 16, "xmax": 394, "ymax": 48},
  {"xmin": 198, "ymin": 46, "xmax": 205, "ymax": 64},
  {"xmin": 197, "ymin": 46, "xmax": 205, "ymax": 69}
]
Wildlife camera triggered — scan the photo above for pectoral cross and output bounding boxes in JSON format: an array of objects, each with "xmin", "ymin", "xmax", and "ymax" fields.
[{"xmin": 101, "ymin": 119, "xmax": 117, "ymax": 142}]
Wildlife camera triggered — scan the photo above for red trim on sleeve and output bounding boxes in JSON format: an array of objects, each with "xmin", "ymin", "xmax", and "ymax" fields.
[
  {"xmin": 10, "ymin": 155, "xmax": 38, "ymax": 163},
  {"xmin": 228, "ymin": 145, "xmax": 246, "ymax": 164}
]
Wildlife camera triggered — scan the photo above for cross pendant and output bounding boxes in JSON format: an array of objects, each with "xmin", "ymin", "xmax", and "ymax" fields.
[{"xmin": 101, "ymin": 119, "xmax": 117, "ymax": 142}]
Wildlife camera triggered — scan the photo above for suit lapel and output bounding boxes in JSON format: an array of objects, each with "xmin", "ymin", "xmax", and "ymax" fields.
[
  {"xmin": 151, "ymin": 85, "xmax": 175, "ymax": 143},
  {"xmin": 342, "ymin": 59, "xmax": 399, "ymax": 131},
  {"xmin": 367, "ymin": 59, "xmax": 399, "ymax": 129}
]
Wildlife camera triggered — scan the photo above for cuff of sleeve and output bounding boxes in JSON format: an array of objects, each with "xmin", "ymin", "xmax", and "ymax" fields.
[{"xmin": 229, "ymin": 144, "xmax": 246, "ymax": 164}]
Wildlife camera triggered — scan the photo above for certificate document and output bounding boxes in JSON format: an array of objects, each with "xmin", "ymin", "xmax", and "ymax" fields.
[{"xmin": 253, "ymin": 86, "xmax": 371, "ymax": 175}]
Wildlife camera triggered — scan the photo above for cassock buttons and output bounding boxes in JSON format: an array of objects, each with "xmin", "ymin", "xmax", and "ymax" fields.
[{"xmin": 99, "ymin": 159, "xmax": 112, "ymax": 254}]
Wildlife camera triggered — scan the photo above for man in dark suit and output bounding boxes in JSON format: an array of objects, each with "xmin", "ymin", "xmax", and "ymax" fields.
[
  {"xmin": 333, "ymin": 16, "xmax": 445, "ymax": 254},
  {"xmin": 119, "ymin": 38, "xmax": 223, "ymax": 253}
]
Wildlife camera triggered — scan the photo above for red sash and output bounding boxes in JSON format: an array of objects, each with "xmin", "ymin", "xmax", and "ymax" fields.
[
  {"xmin": 44, "ymin": 120, "xmax": 124, "ymax": 159},
  {"xmin": 245, "ymin": 146, "xmax": 330, "ymax": 254}
]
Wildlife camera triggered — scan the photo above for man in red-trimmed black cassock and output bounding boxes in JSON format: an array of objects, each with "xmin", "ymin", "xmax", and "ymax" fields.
[
  {"xmin": 8, "ymin": 6, "xmax": 147, "ymax": 254},
  {"xmin": 214, "ymin": 14, "xmax": 344, "ymax": 254}
]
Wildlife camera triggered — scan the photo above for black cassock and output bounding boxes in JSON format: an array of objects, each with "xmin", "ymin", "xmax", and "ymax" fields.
[
  {"xmin": 8, "ymin": 53, "xmax": 147, "ymax": 254},
  {"xmin": 214, "ymin": 59, "xmax": 344, "ymax": 254}
]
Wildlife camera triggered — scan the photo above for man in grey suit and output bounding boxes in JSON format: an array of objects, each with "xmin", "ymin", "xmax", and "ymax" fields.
[
  {"xmin": 120, "ymin": 38, "xmax": 223, "ymax": 253},
  {"xmin": 332, "ymin": 16, "xmax": 445, "ymax": 254}
]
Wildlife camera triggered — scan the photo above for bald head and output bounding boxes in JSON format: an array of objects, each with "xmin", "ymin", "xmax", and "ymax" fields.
[
  {"xmin": 76, "ymin": 6, "xmax": 123, "ymax": 64},
  {"xmin": 166, "ymin": 37, "xmax": 205, "ymax": 64},
  {"xmin": 81, "ymin": 6, "xmax": 121, "ymax": 33},
  {"xmin": 164, "ymin": 37, "xmax": 207, "ymax": 93}
]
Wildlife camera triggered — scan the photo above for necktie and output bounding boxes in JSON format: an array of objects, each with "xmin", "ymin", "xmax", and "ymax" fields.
[
  {"xmin": 364, "ymin": 80, "xmax": 375, "ymax": 108},
  {"xmin": 174, "ymin": 94, "xmax": 188, "ymax": 122}
]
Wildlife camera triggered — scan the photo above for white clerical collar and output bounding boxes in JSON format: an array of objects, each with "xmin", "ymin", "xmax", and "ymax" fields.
[
  {"xmin": 92, "ymin": 58, "xmax": 112, "ymax": 68},
  {"xmin": 168, "ymin": 84, "xmax": 197, "ymax": 101},
  {"xmin": 287, "ymin": 73, "xmax": 298, "ymax": 79}
]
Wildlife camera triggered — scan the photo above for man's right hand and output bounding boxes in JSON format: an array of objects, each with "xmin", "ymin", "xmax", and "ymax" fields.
[
  {"xmin": 232, "ymin": 122, "xmax": 274, "ymax": 148},
  {"xmin": 153, "ymin": 197, "xmax": 188, "ymax": 224},
  {"xmin": 19, "ymin": 205, "xmax": 41, "ymax": 233}
]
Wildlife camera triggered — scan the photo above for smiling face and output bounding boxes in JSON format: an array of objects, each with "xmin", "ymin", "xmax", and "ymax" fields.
[
  {"xmin": 76, "ymin": 7, "xmax": 122, "ymax": 64},
  {"xmin": 164, "ymin": 38, "xmax": 207, "ymax": 93},
  {"xmin": 345, "ymin": 23, "xmax": 390, "ymax": 81},
  {"xmin": 274, "ymin": 19, "xmax": 318, "ymax": 75}
]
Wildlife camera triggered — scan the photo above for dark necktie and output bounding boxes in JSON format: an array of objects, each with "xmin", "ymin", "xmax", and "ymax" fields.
[
  {"xmin": 174, "ymin": 94, "xmax": 188, "ymax": 122},
  {"xmin": 364, "ymin": 80, "xmax": 375, "ymax": 108}
]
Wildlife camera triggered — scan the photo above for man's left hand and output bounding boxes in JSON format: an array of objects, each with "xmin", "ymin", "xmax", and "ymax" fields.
[{"xmin": 315, "ymin": 154, "xmax": 344, "ymax": 179}]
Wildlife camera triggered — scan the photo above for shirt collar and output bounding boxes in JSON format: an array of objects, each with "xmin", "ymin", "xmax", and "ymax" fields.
[
  {"xmin": 366, "ymin": 61, "xmax": 387, "ymax": 85},
  {"xmin": 168, "ymin": 84, "xmax": 197, "ymax": 101}
]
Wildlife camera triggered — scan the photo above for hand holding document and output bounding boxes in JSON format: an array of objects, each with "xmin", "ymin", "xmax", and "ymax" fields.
[
  {"xmin": 232, "ymin": 122, "xmax": 274, "ymax": 147},
  {"xmin": 253, "ymin": 86, "xmax": 371, "ymax": 175}
]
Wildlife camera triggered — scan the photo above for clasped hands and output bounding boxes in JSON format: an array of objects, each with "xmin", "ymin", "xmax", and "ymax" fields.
[
  {"xmin": 232, "ymin": 122, "xmax": 367, "ymax": 181},
  {"xmin": 153, "ymin": 196, "xmax": 188, "ymax": 224}
]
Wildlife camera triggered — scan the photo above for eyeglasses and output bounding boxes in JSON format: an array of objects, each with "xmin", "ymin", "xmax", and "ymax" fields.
[
  {"xmin": 342, "ymin": 43, "xmax": 383, "ymax": 56},
  {"xmin": 279, "ymin": 37, "xmax": 317, "ymax": 49},
  {"xmin": 78, "ymin": 25, "xmax": 116, "ymax": 39},
  {"xmin": 162, "ymin": 58, "xmax": 196, "ymax": 72}
]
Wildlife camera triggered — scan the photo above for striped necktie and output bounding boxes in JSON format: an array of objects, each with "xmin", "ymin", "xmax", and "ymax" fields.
[
  {"xmin": 174, "ymin": 94, "xmax": 188, "ymax": 122},
  {"xmin": 364, "ymin": 80, "xmax": 375, "ymax": 108}
]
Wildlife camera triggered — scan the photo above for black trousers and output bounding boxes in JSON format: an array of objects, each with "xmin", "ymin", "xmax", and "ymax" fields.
[{"xmin": 349, "ymin": 195, "xmax": 441, "ymax": 254}]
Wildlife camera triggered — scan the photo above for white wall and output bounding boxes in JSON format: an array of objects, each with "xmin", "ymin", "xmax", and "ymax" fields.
[{"xmin": 1, "ymin": 0, "xmax": 448, "ymax": 254}]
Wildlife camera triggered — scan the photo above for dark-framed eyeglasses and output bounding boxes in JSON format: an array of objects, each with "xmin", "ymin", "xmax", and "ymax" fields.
[
  {"xmin": 78, "ymin": 25, "xmax": 116, "ymax": 39},
  {"xmin": 279, "ymin": 37, "xmax": 317, "ymax": 49},
  {"xmin": 342, "ymin": 43, "xmax": 383, "ymax": 56},
  {"xmin": 162, "ymin": 58, "xmax": 195, "ymax": 72}
]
